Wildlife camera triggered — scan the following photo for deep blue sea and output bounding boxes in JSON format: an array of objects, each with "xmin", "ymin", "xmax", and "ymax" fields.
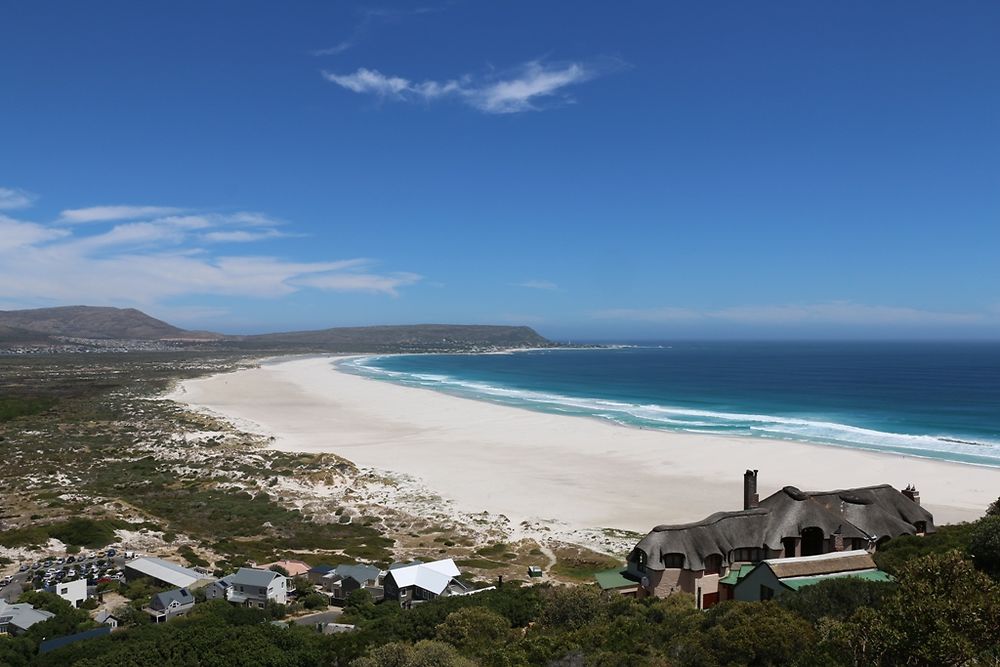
[{"xmin": 338, "ymin": 343, "xmax": 1000, "ymax": 467}]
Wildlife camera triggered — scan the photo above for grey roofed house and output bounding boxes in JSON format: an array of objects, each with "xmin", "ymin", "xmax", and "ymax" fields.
[
  {"xmin": 150, "ymin": 587, "xmax": 195, "ymax": 611},
  {"xmin": 329, "ymin": 564, "xmax": 380, "ymax": 586},
  {"xmin": 795, "ymin": 484, "xmax": 935, "ymax": 540},
  {"xmin": 0, "ymin": 600, "xmax": 55, "ymax": 635},
  {"xmin": 229, "ymin": 567, "xmax": 283, "ymax": 588}
]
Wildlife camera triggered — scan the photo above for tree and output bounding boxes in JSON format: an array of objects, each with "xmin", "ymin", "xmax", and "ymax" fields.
[
  {"xmin": 778, "ymin": 577, "xmax": 894, "ymax": 624},
  {"xmin": 539, "ymin": 585, "xmax": 606, "ymax": 630},
  {"xmin": 968, "ymin": 515, "xmax": 1000, "ymax": 578},
  {"xmin": 435, "ymin": 606, "xmax": 513, "ymax": 655},
  {"xmin": 302, "ymin": 592, "xmax": 329, "ymax": 610},
  {"xmin": 987, "ymin": 496, "xmax": 1000, "ymax": 517},
  {"xmin": 352, "ymin": 640, "xmax": 477, "ymax": 667},
  {"xmin": 698, "ymin": 601, "xmax": 817, "ymax": 666},
  {"xmin": 827, "ymin": 551, "xmax": 1000, "ymax": 666}
]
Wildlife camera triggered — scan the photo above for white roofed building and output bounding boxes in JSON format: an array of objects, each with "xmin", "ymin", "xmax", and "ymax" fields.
[
  {"xmin": 124, "ymin": 557, "xmax": 214, "ymax": 590},
  {"xmin": 383, "ymin": 559, "xmax": 469, "ymax": 607}
]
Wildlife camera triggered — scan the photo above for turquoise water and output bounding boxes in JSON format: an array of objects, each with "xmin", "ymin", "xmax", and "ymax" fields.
[{"xmin": 338, "ymin": 343, "xmax": 1000, "ymax": 467}]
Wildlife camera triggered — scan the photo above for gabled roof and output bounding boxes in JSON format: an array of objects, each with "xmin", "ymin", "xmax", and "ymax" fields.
[
  {"xmin": 126, "ymin": 557, "xmax": 203, "ymax": 589},
  {"xmin": 150, "ymin": 587, "xmax": 194, "ymax": 611},
  {"xmin": 329, "ymin": 564, "xmax": 380, "ymax": 586},
  {"xmin": 229, "ymin": 567, "xmax": 282, "ymax": 588},
  {"xmin": 309, "ymin": 564, "xmax": 336, "ymax": 574},
  {"xmin": 386, "ymin": 559, "xmax": 460, "ymax": 595},
  {"xmin": 95, "ymin": 609, "xmax": 119, "ymax": 624}
]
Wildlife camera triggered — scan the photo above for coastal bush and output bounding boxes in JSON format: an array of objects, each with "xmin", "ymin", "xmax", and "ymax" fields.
[
  {"xmin": 302, "ymin": 592, "xmax": 329, "ymax": 610},
  {"xmin": 777, "ymin": 576, "xmax": 894, "ymax": 624},
  {"xmin": 967, "ymin": 515, "xmax": 1000, "ymax": 578}
]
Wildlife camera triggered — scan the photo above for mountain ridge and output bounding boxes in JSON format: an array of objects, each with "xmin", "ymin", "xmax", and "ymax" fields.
[{"xmin": 0, "ymin": 306, "xmax": 552, "ymax": 351}]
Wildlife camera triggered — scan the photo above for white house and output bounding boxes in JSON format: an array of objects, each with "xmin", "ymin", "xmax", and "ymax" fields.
[
  {"xmin": 382, "ymin": 559, "xmax": 469, "ymax": 606},
  {"xmin": 54, "ymin": 578, "xmax": 88, "ymax": 608},
  {"xmin": 204, "ymin": 568, "xmax": 289, "ymax": 607}
]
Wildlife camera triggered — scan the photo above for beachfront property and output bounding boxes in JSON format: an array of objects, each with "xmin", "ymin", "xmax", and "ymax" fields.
[
  {"xmin": 124, "ymin": 556, "xmax": 214, "ymax": 590},
  {"xmin": 0, "ymin": 600, "xmax": 55, "ymax": 635},
  {"xmin": 204, "ymin": 567, "xmax": 289, "ymax": 608},
  {"xmin": 94, "ymin": 609, "xmax": 120, "ymax": 629},
  {"xmin": 724, "ymin": 550, "xmax": 891, "ymax": 602},
  {"xmin": 626, "ymin": 470, "xmax": 933, "ymax": 609},
  {"xmin": 145, "ymin": 587, "xmax": 196, "ymax": 623},
  {"xmin": 383, "ymin": 559, "xmax": 469, "ymax": 607},
  {"xmin": 318, "ymin": 564, "xmax": 384, "ymax": 603}
]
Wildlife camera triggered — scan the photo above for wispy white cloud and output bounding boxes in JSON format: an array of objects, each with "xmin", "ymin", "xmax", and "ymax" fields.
[
  {"xmin": 0, "ymin": 199, "xmax": 422, "ymax": 307},
  {"xmin": 58, "ymin": 205, "xmax": 184, "ymax": 224},
  {"xmin": 516, "ymin": 280, "xmax": 561, "ymax": 291},
  {"xmin": 323, "ymin": 58, "xmax": 610, "ymax": 114},
  {"xmin": 312, "ymin": 5, "xmax": 446, "ymax": 56},
  {"xmin": 593, "ymin": 301, "xmax": 991, "ymax": 326},
  {"xmin": 0, "ymin": 187, "xmax": 37, "ymax": 210}
]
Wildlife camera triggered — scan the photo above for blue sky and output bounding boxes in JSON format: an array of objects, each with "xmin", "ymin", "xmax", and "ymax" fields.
[{"xmin": 1, "ymin": 1, "xmax": 998, "ymax": 339}]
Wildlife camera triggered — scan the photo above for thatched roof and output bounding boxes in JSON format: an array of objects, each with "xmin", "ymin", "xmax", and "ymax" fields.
[
  {"xmin": 765, "ymin": 550, "xmax": 876, "ymax": 579},
  {"xmin": 631, "ymin": 482, "xmax": 932, "ymax": 573}
]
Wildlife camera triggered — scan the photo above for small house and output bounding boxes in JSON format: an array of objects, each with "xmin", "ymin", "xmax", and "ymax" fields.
[
  {"xmin": 146, "ymin": 588, "xmax": 196, "ymax": 622},
  {"xmin": 382, "ymin": 559, "xmax": 468, "ymax": 607},
  {"xmin": 0, "ymin": 601, "xmax": 54, "ymax": 636},
  {"xmin": 204, "ymin": 568, "xmax": 289, "ymax": 607},
  {"xmin": 731, "ymin": 550, "xmax": 892, "ymax": 602}
]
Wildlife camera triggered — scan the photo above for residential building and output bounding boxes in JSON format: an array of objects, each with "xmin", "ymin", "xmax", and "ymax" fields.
[
  {"xmin": 124, "ymin": 557, "xmax": 213, "ymax": 590},
  {"xmin": 383, "ymin": 559, "xmax": 468, "ymax": 606},
  {"xmin": 626, "ymin": 470, "xmax": 933, "ymax": 609},
  {"xmin": 321, "ymin": 564, "xmax": 383, "ymax": 603},
  {"xmin": 204, "ymin": 568, "xmax": 289, "ymax": 607},
  {"xmin": 727, "ymin": 550, "xmax": 892, "ymax": 602},
  {"xmin": 146, "ymin": 588, "xmax": 196, "ymax": 622},
  {"xmin": 0, "ymin": 601, "xmax": 55, "ymax": 635},
  {"xmin": 257, "ymin": 559, "xmax": 311, "ymax": 578},
  {"xmin": 307, "ymin": 564, "xmax": 336, "ymax": 586},
  {"xmin": 53, "ymin": 578, "xmax": 88, "ymax": 608},
  {"xmin": 94, "ymin": 609, "xmax": 120, "ymax": 629}
]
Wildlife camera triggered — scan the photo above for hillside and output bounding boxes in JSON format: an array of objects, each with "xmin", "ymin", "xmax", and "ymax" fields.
[
  {"xmin": 231, "ymin": 323, "xmax": 551, "ymax": 352},
  {"xmin": 0, "ymin": 306, "xmax": 552, "ymax": 352},
  {"xmin": 0, "ymin": 306, "xmax": 217, "ymax": 341}
]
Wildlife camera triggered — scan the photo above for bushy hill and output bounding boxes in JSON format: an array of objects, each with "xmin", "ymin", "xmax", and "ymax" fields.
[
  {"xmin": 0, "ymin": 306, "xmax": 215, "ymax": 341},
  {"xmin": 234, "ymin": 324, "xmax": 550, "ymax": 351}
]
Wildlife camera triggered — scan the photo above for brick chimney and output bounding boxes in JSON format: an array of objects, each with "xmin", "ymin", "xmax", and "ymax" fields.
[
  {"xmin": 743, "ymin": 469, "xmax": 759, "ymax": 510},
  {"xmin": 901, "ymin": 484, "xmax": 920, "ymax": 505}
]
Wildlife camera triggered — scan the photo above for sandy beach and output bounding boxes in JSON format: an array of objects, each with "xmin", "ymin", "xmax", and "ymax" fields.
[{"xmin": 167, "ymin": 356, "xmax": 1000, "ymax": 537}]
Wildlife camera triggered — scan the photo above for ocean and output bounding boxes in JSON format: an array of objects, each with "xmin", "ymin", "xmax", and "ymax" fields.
[{"xmin": 338, "ymin": 342, "xmax": 1000, "ymax": 467}]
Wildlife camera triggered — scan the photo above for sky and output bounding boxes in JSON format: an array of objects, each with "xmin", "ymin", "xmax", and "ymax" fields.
[{"xmin": 1, "ymin": 1, "xmax": 998, "ymax": 340}]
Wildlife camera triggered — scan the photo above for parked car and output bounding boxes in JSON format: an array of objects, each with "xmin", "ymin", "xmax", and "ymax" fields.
[{"xmin": 106, "ymin": 549, "xmax": 117, "ymax": 557}]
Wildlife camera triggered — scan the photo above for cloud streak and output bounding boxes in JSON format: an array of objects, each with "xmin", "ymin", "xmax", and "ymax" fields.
[
  {"xmin": 593, "ymin": 302, "xmax": 992, "ymax": 327},
  {"xmin": 516, "ymin": 280, "xmax": 561, "ymax": 291},
  {"xmin": 0, "ymin": 187, "xmax": 37, "ymax": 210},
  {"xmin": 58, "ymin": 205, "xmax": 184, "ymax": 224},
  {"xmin": 323, "ymin": 59, "xmax": 608, "ymax": 114},
  {"xmin": 0, "ymin": 199, "xmax": 422, "ymax": 308}
]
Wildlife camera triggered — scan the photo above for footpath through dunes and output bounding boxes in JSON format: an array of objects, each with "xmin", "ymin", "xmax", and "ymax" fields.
[{"xmin": 169, "ymin": 356, "xmax": 1000, "ymax": 538}]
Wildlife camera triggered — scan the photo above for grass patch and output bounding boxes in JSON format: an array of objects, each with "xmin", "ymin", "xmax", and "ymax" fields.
[
  {"xmin": 456, "ymin": 558, "xmax": 507, "ymax": 570},
  {"xmin": 0, "ymin": 396, "xmax": 57, "ymax": 422},
  {"xmin": 550, "ymin": 549, "xmax": 621, "ymax": 581},
  {"xmin": 0, "ymin": 518, "xmax": 120, "ymax": 549}
]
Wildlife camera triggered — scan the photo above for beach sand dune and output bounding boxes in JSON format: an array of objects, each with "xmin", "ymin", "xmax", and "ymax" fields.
[{"xmin": 169, "ymin": 356, "xmax": 1000, "ymax": 535}]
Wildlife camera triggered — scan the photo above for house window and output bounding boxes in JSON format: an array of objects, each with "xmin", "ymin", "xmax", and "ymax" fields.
[
  {"xmin": 760, "ymin": 585, "xmax": 775, "ymax": 601},
  {"xmin": 633, "ymin": 549, "xmax": 648, "ymax": 572},
  {"xmin": 704, "ymin": 554, "xmax": 723, "ymax": 575},
  {"xmin": 732, "ymin": 548, "xmax": 764, "ymax": 563},
  {"xmin": 914, "ymin": 521, "xmax": 927, "ymax": 535},
  {"xmin": 662, "ymin": 553, "xmax": 685, "ymax": 569}
]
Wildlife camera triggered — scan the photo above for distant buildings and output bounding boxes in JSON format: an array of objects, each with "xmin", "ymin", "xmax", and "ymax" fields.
[
  {"xmin": 383, "ymin": 559, "xmax": 469, "ymax": 606},
  {"xmin": 124, "ymin": 557, "xmax": 213, "ymax": 590},
  {"xmin": 0, "ymin": 600, "xmax": 54, "ymax": 635},
  {"xmin": 146, "ymin": 588, "xmax": 196, "ymax": 622},
  {"xmin": 626, "ymin": 470, "xmax": 932, "ymax": 609},
  {"xmin": 204, "ymin": 567, "xmax": 289, "ymax": 608}
]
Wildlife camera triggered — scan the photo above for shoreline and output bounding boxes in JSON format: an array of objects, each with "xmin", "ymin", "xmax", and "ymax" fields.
[{"xmin": 166, "ymin": 355, "xmax": 1000, "ymax": 543}]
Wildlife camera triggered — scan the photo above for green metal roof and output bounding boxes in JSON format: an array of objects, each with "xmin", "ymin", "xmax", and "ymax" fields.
[
  {"xmin": 718, "ymin": 563, "xmax": 755, "ymax": 586},
  {"xmin": 593, "ymin": 568, "xmax": 638, "ymax": 590},
  {"xmin": 781, "ymin": 569, "xmax": 893, "ymax": 591}
]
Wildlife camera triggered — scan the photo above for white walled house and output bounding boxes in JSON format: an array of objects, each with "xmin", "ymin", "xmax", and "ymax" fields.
[
  {"xmin": 204, "ymin": 568, "xmax": 289, "ymax": 608},
  {"xmin": 54, "ymin": 578, "xmax": 88, "ymax": 608}
]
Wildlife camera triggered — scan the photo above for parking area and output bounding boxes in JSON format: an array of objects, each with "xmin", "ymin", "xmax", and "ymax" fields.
[{"xmin": 2, "ymin": 549, "xmax": 130, "ymax": 601}]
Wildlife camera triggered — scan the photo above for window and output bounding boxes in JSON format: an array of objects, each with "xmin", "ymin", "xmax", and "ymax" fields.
[
  {"xmin": 914, "ymin": 521, "xmax": 927, "ymax": 535},
  {"xmin": 731, "ymin": 548, "xmax": 764, "ymax": 563},
  {"xmin": 704, "ymin": 554, "xmax": 723, "ymax": 575},
  {"xmin": 760, "ymin": 585, "xmax": 775, "ymax": 601},
  {"xmin": 632, "ymin": 549, "xmax": 648, "ymax": 572},
  {"xmin": 662, "ymin": 553, "xmax": 685, "ymax": 568}
]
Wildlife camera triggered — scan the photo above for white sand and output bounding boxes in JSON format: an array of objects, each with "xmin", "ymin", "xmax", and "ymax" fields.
[{"xmin": 167, "ymin": 356, "xmax": 1000, "ymax": 534}]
